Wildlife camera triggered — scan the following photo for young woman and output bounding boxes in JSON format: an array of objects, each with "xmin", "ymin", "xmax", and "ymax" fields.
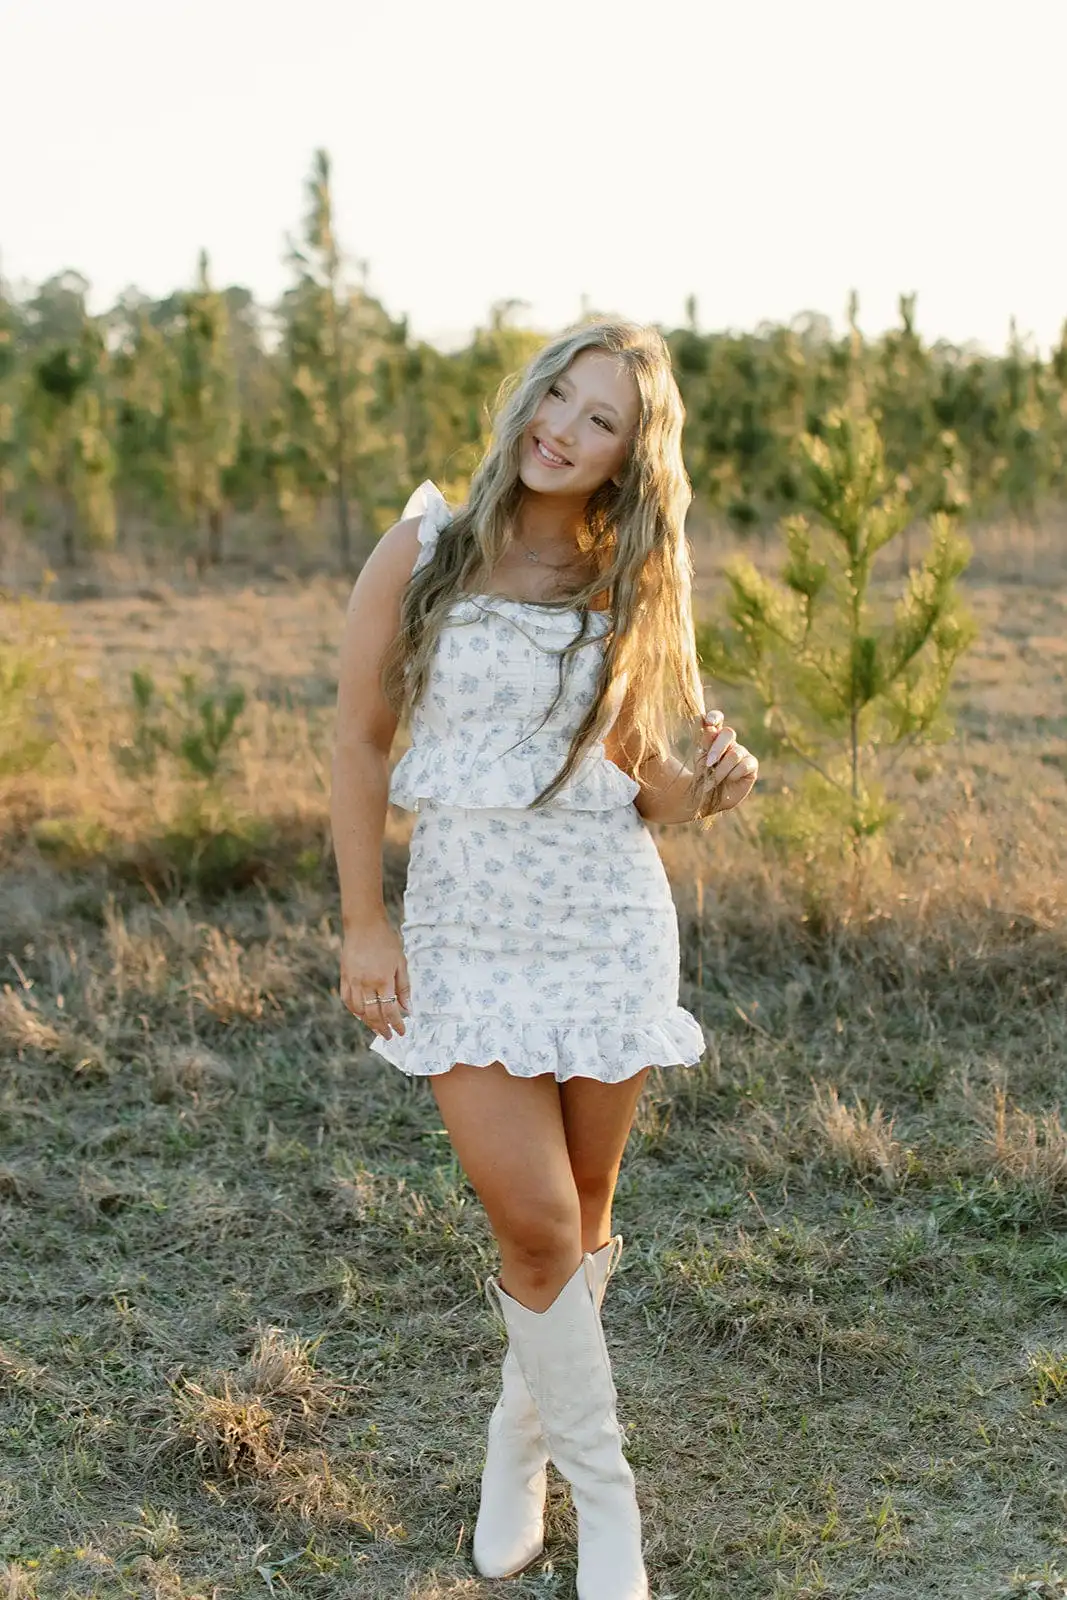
[{"xmin": 330, "ymin": 319, "xmax": 757, "ymax": 1598}]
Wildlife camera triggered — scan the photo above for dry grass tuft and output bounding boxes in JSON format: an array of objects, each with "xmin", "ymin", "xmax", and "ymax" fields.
[
  {"xmin": 149, "ymin": 1043, "xmax": 234, "ymax": 1103},
  {"xmin": 726, "ymin": 1103, "xmax": 794, "ymax": 1178},
  {"xmin": 807, "ymin": 1080, "xmax": 908, "ymax": 1188},
  {"xmin": 252, "ymin": 1448, "xmax": 405, "ymax": 1536},
  {"xmin": 978, "ymin": 1085, "xmax": 1067, "ymax": 1197},
  {"xmin": 116, "ymin": 1507, "xmax": 182, "ymax": 1560},
  {"xmin": 329, "ymin": 1162, "xmax": 399, "ymax": 1223},
  {"xmin": 1026, "ymin": 1347, "xmax": 1067, "ymax": 1408},
  {"xmin": 0, "ymin": 985, "xmax": 64, "ymax": 1054},
  {"xmin": 0, "ymin": 1565, "xmax": 37, "ymax": 1600},
  {"xmin": 186, "ymin": 927, "xmax": 272, "ymax": 1023},
  {"xmin": 121, "ymin": 1556, "xmax": 187, "ymax": 1600},
  {"xmin": 0, "ymin": 982, "xmax": 105, "ymax": 1075},
  {"xmin": 169, "ymin": 1326, "xmax": 344, "ymax": 1482},
  {"xmin": 0, "ymin": 1344, "xmax": 49, "ymax": 1394},
  {"xmin": 240, "ymin": 1325, "xmax": 341, "ymax": 1419},
  {"xmin": 171, "ymin": 1381, "xmax": 282, "ymax": 1480}
]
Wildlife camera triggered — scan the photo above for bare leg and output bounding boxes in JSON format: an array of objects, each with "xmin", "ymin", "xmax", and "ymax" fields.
[
  {"xmin": 560, "ymin": 1068, "xmax": 650, "ymax": 1253},
  {"xmin": 430, "ymin": 1061, "xmax": 582, "ymax": 1311}
]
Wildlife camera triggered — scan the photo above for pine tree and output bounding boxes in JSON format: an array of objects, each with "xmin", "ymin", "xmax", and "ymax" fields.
[
  {"xmin": 170, "ymin": 251, "xmax": 239, "ymax": 565},
  {"xmin": 872, "ymin": 293, "xmax": 937, "ymax": 569},
  {"xmin": 110, "ymin": 291, "xmax": 174, "ymax": 532},
  {"xmin": 996, "ymin": 317, "xmax": 1051, "ymax": 517},
  {"xmin": 281, "ymin": 149, "xmax": 355, "ymax": 562},
  {"xmin": 698, "ymin": 393, "xmax": 978, "ymax": 850},
  {"xmin": 28, "ymin": 321, "xmax": 116, "ymax": 564}
]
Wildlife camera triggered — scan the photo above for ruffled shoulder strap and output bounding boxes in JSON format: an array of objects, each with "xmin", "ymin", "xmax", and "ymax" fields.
[{"xmin": 401, "ymin": 480, "xmax": 453, "ymax": 574}]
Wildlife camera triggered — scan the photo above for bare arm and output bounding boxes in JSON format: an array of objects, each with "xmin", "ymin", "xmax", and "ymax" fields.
[
  {"xmin": 603, "ymin": 689, "xmax": 758, "ymax": 825},
  {"xmin": 330, "ymin": 513, "xmax": 423, "ymax": 1035}
]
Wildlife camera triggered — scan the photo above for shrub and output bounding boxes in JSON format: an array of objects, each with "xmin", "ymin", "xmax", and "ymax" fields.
[
  {"xmin": 113, "ymin": 667, "xmax": 247, "ymax": 782},
  {"xmin": 0, "ymin": 588, "xmax": 70, "ymax": 778}
]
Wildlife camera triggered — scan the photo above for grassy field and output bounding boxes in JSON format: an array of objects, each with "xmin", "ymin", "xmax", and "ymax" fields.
[{"xmin": 1, "ymin": 517, "xmax": 1065, "ymax": 1599}]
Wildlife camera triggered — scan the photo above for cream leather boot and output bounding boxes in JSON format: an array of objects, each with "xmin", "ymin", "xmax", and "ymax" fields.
[
  {"xmin": 485, "ymin": 1252, "xmax": 649, "ymax": 1600},
  {"xmin": 472, "ymin": 1236, "xmax": 624, "ymax": 1580}
]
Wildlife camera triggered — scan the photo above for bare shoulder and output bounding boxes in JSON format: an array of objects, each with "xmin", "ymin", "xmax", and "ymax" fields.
[
  {"xmin": 334, "ymin": 515, "xmax": 426, "ymax": 755},
  {"xmin": 345, "ymin": 514, "xmax": 424, "ymax": 612}
]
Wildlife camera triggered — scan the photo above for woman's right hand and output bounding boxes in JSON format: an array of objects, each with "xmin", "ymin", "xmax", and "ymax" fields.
[{"xmin": 340, "ymin": 919, "xmax": 411, "ymax": 1041}]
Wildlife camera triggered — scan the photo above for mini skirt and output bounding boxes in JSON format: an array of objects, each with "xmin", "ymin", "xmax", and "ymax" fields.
[{"xmin": 369, "ymin": 799, "xmax": 705, "ymax": 1083}]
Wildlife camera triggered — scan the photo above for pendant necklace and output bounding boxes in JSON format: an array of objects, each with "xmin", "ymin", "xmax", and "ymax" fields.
[{"xmin": 513, "ymin": 529, "xmax": 574, "ymax": 570}]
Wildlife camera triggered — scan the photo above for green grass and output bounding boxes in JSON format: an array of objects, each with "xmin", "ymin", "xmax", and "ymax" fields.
[
  {"xmin": 1, "ymin": 865, "xmax": 1064, "ymax": 1600},
  {"xmin": 0, "ymin": 557, "xmax": 1065, "ymax": 1598}
]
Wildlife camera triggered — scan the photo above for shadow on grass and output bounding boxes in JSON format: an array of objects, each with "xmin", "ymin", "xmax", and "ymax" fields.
[
  {"xmin": 9, "ymin": 806, "xmax": 407, "ymax": 905},
  {"xmin": 677, "ymin": 882, "xmax": 1066, "ymax": 1045},
  {"xmin": 7, "ymin": 799, "xmax": 1065, "ymax": 1025}
]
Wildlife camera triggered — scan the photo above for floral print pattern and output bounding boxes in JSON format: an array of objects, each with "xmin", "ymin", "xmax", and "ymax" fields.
[
  {"xmin": 388, "ymin": 483, "xmax": 638, "ymax": 813},
  {"xmin": 369, "ymin": 482, "xmax": 707, "ymax": 1083}
]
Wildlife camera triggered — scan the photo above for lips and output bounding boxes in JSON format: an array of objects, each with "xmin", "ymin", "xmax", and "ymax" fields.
[{"xmin": 533, "ymin": 435, "xmax": 572, "ymax": 466}]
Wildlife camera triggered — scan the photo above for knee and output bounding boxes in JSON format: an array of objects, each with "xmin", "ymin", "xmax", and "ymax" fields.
[{"xmin": 496, "ymin": 1194, "xmax": 582, "ymax": 1275}]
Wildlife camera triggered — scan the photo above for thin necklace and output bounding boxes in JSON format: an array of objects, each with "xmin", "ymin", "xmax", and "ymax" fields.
[{"xmin": 513, "ymin": 528, "xmax": 578, "ymax": 570}]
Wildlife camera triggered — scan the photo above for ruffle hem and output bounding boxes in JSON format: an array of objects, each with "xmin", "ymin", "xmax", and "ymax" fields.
[{"xmin": 368, "ymin": 1006, "xmax": 706, "ymax": 1083}]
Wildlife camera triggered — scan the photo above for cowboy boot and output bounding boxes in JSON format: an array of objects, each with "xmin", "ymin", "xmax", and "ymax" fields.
[
  {"xmin": 486, "ymin": 1252, "xmax": 649, "ymax": 1600},
  {"xmin": 472, "ymin": 1236, "xmax": 624, "ymax": 1579}
]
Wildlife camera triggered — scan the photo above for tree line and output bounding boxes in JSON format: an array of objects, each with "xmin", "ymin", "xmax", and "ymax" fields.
[{"xmin": 2, "ymin": 149, "xmax": 1066, "ymax": 569}]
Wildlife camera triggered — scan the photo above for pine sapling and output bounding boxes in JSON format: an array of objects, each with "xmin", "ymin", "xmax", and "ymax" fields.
[{"xmin": 697, "ymin": 400, "xmax": 977, "ymax": 851}]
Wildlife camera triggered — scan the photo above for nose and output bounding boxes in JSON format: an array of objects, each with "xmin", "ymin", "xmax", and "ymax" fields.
[{"xmin": 545, "ymin": 408, "xmax": 575, "ymax": 447}]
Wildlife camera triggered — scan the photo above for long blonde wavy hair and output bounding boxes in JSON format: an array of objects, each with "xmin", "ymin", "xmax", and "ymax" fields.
[{"xmin": 380, "ymin": 317, "xmax": 706, "ymax": 807}]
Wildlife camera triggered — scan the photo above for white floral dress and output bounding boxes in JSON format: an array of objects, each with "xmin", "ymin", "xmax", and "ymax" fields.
[{"xmin": 369, "ymin": 481, "xmax": 706, "ymax": 1084}]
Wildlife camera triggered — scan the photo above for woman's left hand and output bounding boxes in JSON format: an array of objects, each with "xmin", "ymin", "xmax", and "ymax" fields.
[{"xmin": 691, "ymin": 709, "xmax": 759, "ymax": 818}]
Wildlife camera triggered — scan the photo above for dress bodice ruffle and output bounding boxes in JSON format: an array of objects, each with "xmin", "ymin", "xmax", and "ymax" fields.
[{"xmin": 390, "ymin": 481, "xmax": 639, "ymax": 812}]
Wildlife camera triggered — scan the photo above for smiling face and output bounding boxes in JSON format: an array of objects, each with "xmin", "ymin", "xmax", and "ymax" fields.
[{"xmin": 519, "ymin": 347, "xmax": 641, "ymax": 499}]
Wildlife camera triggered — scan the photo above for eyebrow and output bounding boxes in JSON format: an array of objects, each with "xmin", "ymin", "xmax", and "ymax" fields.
[{"xmin": 556, "ymin": 375, "xmax": 622, "ymax": 419}]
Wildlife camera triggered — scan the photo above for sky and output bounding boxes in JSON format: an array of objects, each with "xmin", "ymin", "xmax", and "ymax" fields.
[{"xmin": 2, "ymin": 0, "xmax": 1065, "ymax": 358}]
